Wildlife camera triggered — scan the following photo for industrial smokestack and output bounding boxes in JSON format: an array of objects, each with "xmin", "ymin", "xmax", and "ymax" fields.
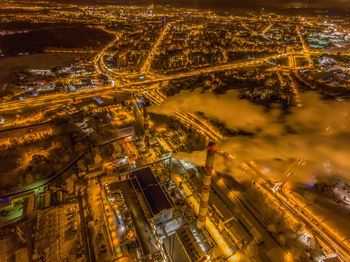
[
  {"xmin": 143, "ymin": 108, "xmax": 150, "ymax": 152},
  {"xmin": 197, "ymin": 141, "xmax": 216, "ymax": 229}
]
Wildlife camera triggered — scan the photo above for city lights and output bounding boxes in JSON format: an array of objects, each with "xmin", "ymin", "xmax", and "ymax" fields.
[{"xmin": 0, "ymin": 1, "xmax": 349, "ymax": 262}]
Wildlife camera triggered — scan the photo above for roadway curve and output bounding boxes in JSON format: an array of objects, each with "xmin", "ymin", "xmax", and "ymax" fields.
[
  {"xmin": 1, "ymin": 45, "xmax": 294, "ymax": 115},
  {"xmin": 245, "ymin": 163, "xmax": 350, "ymax": 262},
  {"xmin": 5, "ymin": 26, "xmax": 347, "ymax": 261},
  {"xmin": 91, "ymin": 26, "xmax": 350, "ymax": 261}
]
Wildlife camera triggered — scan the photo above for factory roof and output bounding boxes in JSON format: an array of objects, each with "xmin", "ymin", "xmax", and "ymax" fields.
[{"xmin": 132, "ymin": 167, "xmax": 171, "ymax": 216}]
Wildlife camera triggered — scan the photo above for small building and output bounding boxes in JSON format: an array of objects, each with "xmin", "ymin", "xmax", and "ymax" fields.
[
  {"xmin": 23, "ymin": 193, "xmax": 35, "ymax": 218},
  {"xmin": 44, "ymin": 192, "xmax": 51, "ymax": 209},
  {"xmin": 117, "ymin": 123, "xmax": 134, "ymax": 139},
  {"xmin": 37, "ymin": 192, "xmax": 51, "ymax": 209},
  {"xmin": 30, "ymin": 69, "xmax": 52, "ymax": 76},
  {"xmin": 56, "ymin": 191, "xmax": 63, "ymax": 204}
]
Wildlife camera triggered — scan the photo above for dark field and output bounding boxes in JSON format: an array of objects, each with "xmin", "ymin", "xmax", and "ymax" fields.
[{"xmin": 0, "ymin": 25, "xmax": 113, "ymax": 55}]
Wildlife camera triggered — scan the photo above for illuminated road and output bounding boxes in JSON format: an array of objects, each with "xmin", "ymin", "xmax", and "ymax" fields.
[
  {"xmin": 213, "ymin": 174, "xmax": 286, "ymax": 262},
  {"xmin": 280, "ymin": 185, "xmax": 350, "ymax": 261},
  {"xmin": 0, "ymin": 51, "xmax": 295, "ymax": 117},
  {"xmin": 262, "ymin": 24, "xmax": 273, "ymax": 36},
  {"xmin": 243, "ymin": 162, "xmax": 350, "ymax": 262},
  {"xmin": 140, "ymin": 22, "xmax": 173, "ymax": 74},
  {"xmin": 143, "ymin": 89, "xmax": 223, "ymax": 141},
  {"xmin": 133, "ymin": 64, "xmax": 350, "ymax": 261},
  {"xmin": 240, "ymin": 20, "xmax": 257, "ymax": 35},
  {"xmin": 44, "ymin": 49, "xmax": 96, "ymax": 54},
  {"xmin": 2, "ymin": 19, "xmax": 348, "ymax": 262},
  {"xmin": 93, "ymin": 28, "xmax": 121, "ymax": 87},
  {"xmin": 145, "ymin": 87, "xmax": 287, "ymax": 261},
  {"xmin": 6, "ymin": 23, "xmax": 347, "ymax": 261},
  {"xmin": 296, "ymin": 26, "xmax": 313, "ymax": 67},
  {"xmin": 139, "ymin": 86, "xmax": 350, "ymax": 261},
  {"xmin": 287, "ymin": 72, "xmax": 303, "ymax": 107},
  {"xmin": 172, "ymin": 173, "xmax": 238, "ymax": 261},
  {"xmin": 147, "ymin": 83, "xmax": 350, "ymax": 262},
  {"xmin": 174, "ymin": 112, "xmax": 223, "ymax": 141}
]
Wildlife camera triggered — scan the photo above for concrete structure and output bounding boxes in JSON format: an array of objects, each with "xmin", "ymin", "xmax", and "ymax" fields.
[
  {"xmin": 164, "ymin": 226, "xmax": 205, "ymax": 262},
  {"xmin": 23, "ymin": 193, "xmax": 35, "ymax": 218},
  {"xmin": 57, "ymin": 191, "xmax": 63, "ymax": 204},
  {"xmin": 43, "ymin": 192, "xmax": 51, "ymax": 209},
  {"xmin": 197, "ymin": 141, "xmax": 216, "ymax": 229}
]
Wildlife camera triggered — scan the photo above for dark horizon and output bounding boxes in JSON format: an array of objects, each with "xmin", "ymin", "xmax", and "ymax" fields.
[{"xmin": 29, "ymin": 0, "xmax": 350, "ymax": 16}]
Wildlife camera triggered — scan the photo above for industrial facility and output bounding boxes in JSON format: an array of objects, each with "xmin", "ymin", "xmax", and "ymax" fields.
[{"xmin": 0, "ymin": 2, "xmax": 349, "ymax": 262}]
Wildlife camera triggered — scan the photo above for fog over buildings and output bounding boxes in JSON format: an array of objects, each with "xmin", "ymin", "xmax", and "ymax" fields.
[{"xmin": 151, "ymin": 90, "xmax": 350, "ymax": 182}]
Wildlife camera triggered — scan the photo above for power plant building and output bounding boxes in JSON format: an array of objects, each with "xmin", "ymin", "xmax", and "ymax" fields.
[{"xmin": 131, "ymin": 167, "xmax": 172, "ymax": 225}]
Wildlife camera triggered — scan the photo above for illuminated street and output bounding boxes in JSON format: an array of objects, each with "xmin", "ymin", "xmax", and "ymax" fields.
[{"xmin": 0, "ymin": 1, "xmax": 350, "ymax": 262}]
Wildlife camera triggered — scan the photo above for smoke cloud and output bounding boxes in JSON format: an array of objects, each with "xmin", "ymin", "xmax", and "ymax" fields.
[{"xmin": 149, "ymin": 90, "xmax": 350, "ymax": 183}]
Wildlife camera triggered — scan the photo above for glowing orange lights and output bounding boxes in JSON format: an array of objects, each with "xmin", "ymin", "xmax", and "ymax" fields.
[{"xmin": 112, "ymin": 238, "xmax": 119, "ymax": 247}]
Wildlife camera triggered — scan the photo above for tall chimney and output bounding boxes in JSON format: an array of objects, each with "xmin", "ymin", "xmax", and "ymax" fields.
[
  {"xmin": 143, "ymin": 108, "xmax": 150, "ymax": 152},
  {"xmin": 197, "ymin": 141, "xmax": 216, "ymax": 229}
]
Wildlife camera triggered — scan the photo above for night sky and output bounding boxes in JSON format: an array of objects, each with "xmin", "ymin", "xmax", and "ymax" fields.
[{"xmin": 55, "ymin": 0, "xmax": 350, "ymax": 11}]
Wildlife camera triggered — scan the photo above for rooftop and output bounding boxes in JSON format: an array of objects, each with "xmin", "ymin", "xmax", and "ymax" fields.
[{"xmin": 132, "ymin": 167, "xmax": 172, "ymax": 216}]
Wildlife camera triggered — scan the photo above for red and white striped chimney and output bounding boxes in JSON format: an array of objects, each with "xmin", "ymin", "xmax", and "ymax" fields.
[
  {"xmin": 197, "ymin": 141, "xmax": 216, "ymax": 229},
  {"xmin": 143, "ymin": 108, "xmax": 150, "ymax": 152}
]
